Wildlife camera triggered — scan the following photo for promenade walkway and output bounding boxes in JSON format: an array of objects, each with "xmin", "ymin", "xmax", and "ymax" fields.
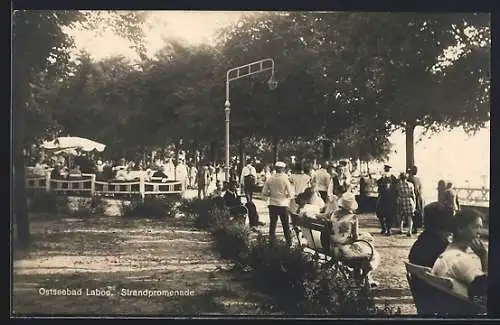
[
  {"xmin": 14, "ymin": 187, "xmax": 487, "ymax": 315},
  {"xmin": 248, "ymin": 194, "xmax": 416, "ymax": 314}
]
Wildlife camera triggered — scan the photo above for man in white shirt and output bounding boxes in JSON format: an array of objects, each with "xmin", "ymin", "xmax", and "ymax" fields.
[
  {"xmin": 312, "ymin": 160, "xmax": 331, "ymax": 203},
  {"xmin": 240, "ymin": 158, "xmax": 257, "ymax": 202},
  {"xmin": 175, "ymin": 159, "xmax": 189, "ymax": 189},
  {"xmin": 262, "ymin": 161, "xmax": 295, "ymax": 246}
]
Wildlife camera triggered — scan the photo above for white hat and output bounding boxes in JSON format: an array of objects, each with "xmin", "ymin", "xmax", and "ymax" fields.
[
  {"xmin": 338, "ymin": 193, "xmax": 358, "ymax": 212},
  {"xmin": 275, "ymin": 161, "xmax": 286, "ymax": 168}
]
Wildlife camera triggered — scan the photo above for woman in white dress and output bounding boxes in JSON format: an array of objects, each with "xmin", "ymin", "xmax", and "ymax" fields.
[{"xmin": 298, "ymin": 190, "xmax": 380, "ymax": 287}]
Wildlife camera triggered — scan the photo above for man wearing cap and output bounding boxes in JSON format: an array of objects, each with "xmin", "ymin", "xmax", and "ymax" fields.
[
  {"xmin": 262, "ymin": 161, "xmax": 295, "ymax": 246},
  {"xmin": 376, "ymin": 164, "xmax": 398, "ymax": 235}
]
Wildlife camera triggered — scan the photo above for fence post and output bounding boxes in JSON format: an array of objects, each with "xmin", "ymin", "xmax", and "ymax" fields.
[
  {"xmin": 45, "ymin": 172, "xmax": 51, "ymax": 192},
  {"xmin": 90, "ymin": 174, "xmax": 96, "ymax": 196},
  {"xmin": 139, "ymin": 175, "xmax": 145, "ymax": 202}
]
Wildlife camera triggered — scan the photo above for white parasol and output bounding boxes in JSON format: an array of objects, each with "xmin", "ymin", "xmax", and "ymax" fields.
[{"xmin": 41, "ymin": 136, "xmax": 106, "ymax": 152}]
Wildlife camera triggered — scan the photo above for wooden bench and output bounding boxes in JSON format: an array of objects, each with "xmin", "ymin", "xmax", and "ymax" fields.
[
  {"xmin": 404, "ymin": 262, "xmax": 486, "ymax": 315},
  {"xmin": 290, "ymin": 213, "xmax": 375, "ymax": 288}
]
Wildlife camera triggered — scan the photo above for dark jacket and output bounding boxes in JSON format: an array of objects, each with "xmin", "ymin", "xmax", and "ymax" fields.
[
  {"xmin": 223, "ymin": 190, "xmax": 241, "ymax": 207},
  {"xmin": 409, "ymin": 231, "xmax": 448, "ymax": 268}
]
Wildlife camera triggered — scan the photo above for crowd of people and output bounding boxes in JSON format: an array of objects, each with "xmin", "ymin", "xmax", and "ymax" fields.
[
  {"xmin": 373, "ymin": 164, "xmax": 463, "ymax": 238},
  {"xmin": 28, "ymin": 151, "xmax": 198, "ymax": 186},
  {"xmin": 216, "ymin": 158, "xmax": 487, "ymax": 312},
  {"xmin": 27, "ymin": 149, "xmax": 487, "ymax": 313},
  {"xmin": 214, "ymin": 158, "xmax": 380, "ymax": 287}
]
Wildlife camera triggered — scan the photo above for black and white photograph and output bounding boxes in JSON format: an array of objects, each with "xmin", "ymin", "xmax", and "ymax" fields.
[{"xmin": 11, "ymin": 9, "xmax": 491, "ymax": 317}]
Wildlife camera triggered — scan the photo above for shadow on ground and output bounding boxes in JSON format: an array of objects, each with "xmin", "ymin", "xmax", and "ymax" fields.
[{"xmin": 13, "ymin": 214, "xmax": 273, "ymax": 316}]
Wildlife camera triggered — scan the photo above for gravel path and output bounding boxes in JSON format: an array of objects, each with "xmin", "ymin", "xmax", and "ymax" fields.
[{"xmin": 13, "ymin": 215, "xmax": 274, "ymax": 316}]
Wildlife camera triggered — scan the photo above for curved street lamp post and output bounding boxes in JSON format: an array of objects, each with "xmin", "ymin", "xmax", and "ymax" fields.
[{"xmin": 224, "ymin": 58, "xmax": 278, "ymax": 181}]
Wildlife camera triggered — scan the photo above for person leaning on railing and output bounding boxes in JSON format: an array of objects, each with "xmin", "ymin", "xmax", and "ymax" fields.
[{"xmin": 443, "ymin": 181, "xmax": 461, "ymax": 216}]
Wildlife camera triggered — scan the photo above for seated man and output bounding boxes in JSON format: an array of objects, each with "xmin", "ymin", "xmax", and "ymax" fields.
[
  {"xmin": 408, "ymin": 202, "xmax": 454, "ymax": 314},
  {"xmin": 101, "ymin": 164, "xmax": 115, "ymax": 181},
  {"xmin": 68, "ymin": 165, "xmax": 82, "ymax": 178},
  {"xmin": 223, "ymin": 181, "xmax": 248, "ymax": 222},
  {"xmin": 432, "ymin": 208, "xmax": 488, "ymax": 300},
  {"xmin": 151, "ymin": 167, "xmax": 169, "ymax": 183},
  {"xmin": 114, "ymin": 166, "xmax": 128, "ymax": 181},
  {"xmin": 223, "ymin": 181, "xmax": 264, "ymax": 229},
  {"xmin": 409, "ymin": 202, "xmax": 454, "ymax": 267},
  {"xmin": 50, "ymin": 162, "xmax": 64, "ymax": 180}
]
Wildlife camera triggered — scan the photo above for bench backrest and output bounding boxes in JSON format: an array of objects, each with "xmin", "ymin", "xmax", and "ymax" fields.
[
  {"xmin": 404, "ymin": 261, "xmax": 483, "ymax": 315},
  {"xmin": 405, "ymin": 262, "xmax": 432, "ymax": 278},
  {"xmin": 291, "ymin": 214, "xmax": 330, "ymax": 253}
]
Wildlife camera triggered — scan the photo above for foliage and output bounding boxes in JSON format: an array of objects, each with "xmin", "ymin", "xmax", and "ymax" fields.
[
  {"xmin": 246, "ymin": 236, "xmax": 382, "ymax": 315},
  {"xmin": 27, "ymin": 191, "xmax": 59, "ymax": 213},
  {"xmin": 66, "ymin": 196, "xmax": 96, "ymax": 218},
  {"xmin": 27, "ymin": 192, "xmax": 106, "ymax": 217},
  {"xmin": 13, "ymin": 10, "xmax": 147, "ymax": 147},
  {"xmin": 181, "ymin": 198, "xmax": 396, "ymax": 315},
  {"xmin": 123, "ymin": 196, "xmax": 178, "ymax": 219},
  {"xmin": 210, "ymin": 209, "xmax": 251, "ymax": 267},
  {"xmin": 21, "ymin": 12, "xmax": 490, "ymax": 162},
  {"xmin": 178, "ymin": 197, "xmax": 221, "ymax": 229},
  {"xmin": 13, "ymin": 10, "xmax": 148, "ymax": 247},
  {"xmin": 216, "ymin": 11, "xmax": 490, "ymax": 154}
]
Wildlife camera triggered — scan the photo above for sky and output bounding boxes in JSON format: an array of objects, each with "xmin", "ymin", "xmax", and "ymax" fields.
[
  {"xmin": 65, "ymin": 11, "xmax": 249, "ymax": 61},
  {"xmin": 65, "ymin": 11, "xmax": 490, "ymax": 196}
]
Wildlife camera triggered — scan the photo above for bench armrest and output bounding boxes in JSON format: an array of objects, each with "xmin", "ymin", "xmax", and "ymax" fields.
[{"xmin": 350, "ymin": 239, "xmax": 375, "ymax": 261}]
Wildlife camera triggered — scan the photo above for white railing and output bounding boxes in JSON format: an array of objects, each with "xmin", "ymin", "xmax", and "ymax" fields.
[
  {"xmin": 25, "ymin": 172, "xmax": 183, "ymax": 199},
  {"xmin": 351, "ymin": 175, "xmax": 489, "ymax": 207}
]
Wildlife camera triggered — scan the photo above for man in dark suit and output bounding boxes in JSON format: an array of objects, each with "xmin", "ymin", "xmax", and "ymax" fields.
[
  {"xmin": 223, "ymin": 181, "xmax": 263, "ymax": 229},
  {"xmin": 376, "ymin": 164, "xmax": 398, "ymax": 235},
  {"xmin": 408, "ymin": 202, "xmax": 454, "ymax": 315}
]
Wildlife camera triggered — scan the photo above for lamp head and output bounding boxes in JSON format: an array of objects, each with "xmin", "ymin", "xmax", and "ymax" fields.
[{"xmin": 268, "ymin": 77, "xmax": 278, "ymax": 90}]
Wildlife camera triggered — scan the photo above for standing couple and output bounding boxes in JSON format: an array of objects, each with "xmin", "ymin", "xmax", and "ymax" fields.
[{"xmin": 376, "ymin": 164, "xmax": 424, "ymax": 236}]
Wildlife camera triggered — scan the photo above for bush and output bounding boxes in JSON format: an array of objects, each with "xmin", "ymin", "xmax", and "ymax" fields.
[
  {"xmin": 123, "ymin": 196, "xmax": 178, "ymax": 219},
  {"xmin": 211, "ymin": 209, "xmax": 251, "ymax": 266},
  {"xmin": 246, "ymin": 236, "xmax": 386, "ymax": 315},
  {"xmin": 178, "ymin": 197, "xmax": 225, "ymax": 229},
  {"xmin": 66, "ymin": 196, "xmax": 95, "ymax": 218},
  {"xmin": 182, "ymin": 198, "xmax": 394, "ymax": 316},
  {"xmin": 28, "ymin": 191, "xmax": 58, "ymax": 213},
  {"xmin": 246, "ymin": 235, "xmax": 318, "ymax": 312},
  {"xmin": 90, "ymin": 196, "xmax": 105, "ymax": 215}
]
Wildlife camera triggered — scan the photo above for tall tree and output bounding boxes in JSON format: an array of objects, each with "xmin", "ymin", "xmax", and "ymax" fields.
[
  {"xmin": 12, "ymin": 10, "xmax": 147, "ymax": 247},
  {"xmin": 313, "ymin": 12, "xmax": 490, "ymax": 168}
]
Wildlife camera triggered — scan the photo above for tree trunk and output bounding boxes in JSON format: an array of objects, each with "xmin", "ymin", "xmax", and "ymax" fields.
[
  {"xmin": 13, "ymin": 70, "xmax": 30, "ymax": 248},
  {"xmin": 272, "ymin": 135, "xmax": 280, "ymax": 164},
  {"xmin": 405, "ymin": 122, "xmax": 416, "ymax": 171}
]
